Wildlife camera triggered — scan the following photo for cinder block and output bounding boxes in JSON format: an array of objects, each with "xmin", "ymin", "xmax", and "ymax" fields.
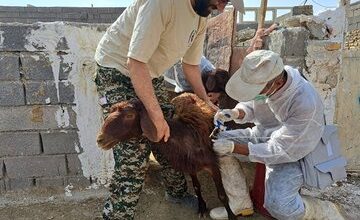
[
  {"xmin": 0, "ymin": 6, "xmax": 26, "ymax": 12},
  {"xmin": 0, "ymin": 160, "xmax": 4, "ymax": 179},
  {"xmin": 65, "ymin": 176, "xmax": 90, "ymax": 187},
  {"xmin": 58, "ymin": 58, "xmax": 73, "ymax": 80},
  {"xmin": 0, "ymin": 24, "xmax": 32, "ymax": 51},
  {"xmin": 0, "ymin": 82, "xmax": 25, "ymax": 106},
  {"xmin": 348, "ymin": 23, "xmax": 358, "ymax": 32},
  {"xmin": 8, "ymin": 178, "xmax": 34, "ymax": 190},
  {"xmin": 20, "ymin": 53, "xmax": 54, "ymax": 80},
  {"xmin": 59, "ymin": 82, "xmax": 75, "ymax": 104},
  {"xmin": 66, "ymin": 154, "xmax": 83, "ymax": 176},
  {"xmin": 4, "ymin": 155, "xmax": 67, "ymax": 179},
  {"xmin": 0, "ymin": 12, "xmax": 20, "ymax": 18},
  {"xmin": 36, "ymin": 7, "xmax": 50, "ymax": 13},
  {"xmin": 25, "ymin": 81, "xmax": 59, "ymax": 104},
  {"xmin": 349, "ymin": 16, "xmax": 360, "ymax": 25},
  {"xmin": 0, "ymin": 132, "xmax": 41, "ymax": 157},
  {"xmin": 41, "ymin": 131, "xmax": 80, "ymax": 155},
  {"xmin": 0, "ymin": 180, "xmax": 5, "ymax": 193},
  {"xmin": 0, "ymin": 53, "xmax": 20, "ymax": 80},
  {"xmin": 0, "ymin": 105, "xmax": 77, "ymax": 131},
  {"xmin": 36, "ymin": 177, "xmax": 64, "ymax": 187},
  {"xmin": 266, "ymin": 27, "xmax": 310, "ymax": 57}
]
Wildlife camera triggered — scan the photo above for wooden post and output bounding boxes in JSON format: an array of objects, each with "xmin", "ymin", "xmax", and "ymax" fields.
[{"xmin": 257, "ymin": 0, "xmax": 268, "ymax": 29}]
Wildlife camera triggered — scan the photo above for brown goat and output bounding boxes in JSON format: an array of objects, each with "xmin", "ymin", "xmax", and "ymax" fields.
[{"xmin": 97, "ymin": 93, "xmax": 236, "ymax": 219}]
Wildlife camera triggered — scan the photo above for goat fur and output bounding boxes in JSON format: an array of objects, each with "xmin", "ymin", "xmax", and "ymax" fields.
[{"xmin": 97, "ymin": 93, "xmax": 236, "ymax": 219}]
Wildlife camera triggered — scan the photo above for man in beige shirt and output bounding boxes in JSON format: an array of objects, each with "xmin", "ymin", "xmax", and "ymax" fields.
[{"xmin": 94, "ymin": 0, "xmax": 244, "ymax": 219}]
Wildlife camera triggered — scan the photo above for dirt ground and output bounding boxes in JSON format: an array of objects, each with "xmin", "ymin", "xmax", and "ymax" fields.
[{"xmin": 0, "ymin": 160, "xmax": 359, "ymax": 220}]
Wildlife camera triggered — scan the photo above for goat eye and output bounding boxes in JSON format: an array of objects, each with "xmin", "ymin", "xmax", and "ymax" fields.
[{"xmin": 125, "ymin": 114, "xmax": 135, "ymax": 119}]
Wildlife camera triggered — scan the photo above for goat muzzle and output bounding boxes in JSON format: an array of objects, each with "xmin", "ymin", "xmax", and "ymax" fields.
[{"xmin": 96, "ymin": 132, "xmax": 118, "ymax": 150}]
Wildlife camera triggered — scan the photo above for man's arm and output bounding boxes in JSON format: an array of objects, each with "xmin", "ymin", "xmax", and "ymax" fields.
[
  {"xmin": 127, "ymin": 58, "xmax": 170, "ymax": 142},
  {"xmin": 182, "ymin": 62, "xmax": 218, "ymax": 109},
  {"xmin": 182, "ymin": 62, "xmax": 208, "ymax": 101}
]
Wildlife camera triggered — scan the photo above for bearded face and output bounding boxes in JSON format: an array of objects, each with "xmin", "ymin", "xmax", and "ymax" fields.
[{"xmin": 193, "ymin": 0, "xmax": 229, "ymax": 17}]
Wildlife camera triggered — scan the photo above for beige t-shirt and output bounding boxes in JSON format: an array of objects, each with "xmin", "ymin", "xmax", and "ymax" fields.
[{"xmin": 94, "ymin": 0, "xmax": 207, "ymax": 78}]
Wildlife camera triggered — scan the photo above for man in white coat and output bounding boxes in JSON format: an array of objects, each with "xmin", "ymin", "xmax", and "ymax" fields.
[{"xmin": 210, "ymin": 50, "xmax": 344, "ymax": 219}]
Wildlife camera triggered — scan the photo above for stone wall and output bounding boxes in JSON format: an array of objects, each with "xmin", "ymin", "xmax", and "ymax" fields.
[
  {"xmin": 346, "ymin": 2, "xmax": 360, "ymax": 49},
  {"xmin": 0, "ymin": 22, "xmax": 114, "ymax": 192},
  {"xmin": 0, "ymin": 6, "xmax": 125, "ymax": 24}
]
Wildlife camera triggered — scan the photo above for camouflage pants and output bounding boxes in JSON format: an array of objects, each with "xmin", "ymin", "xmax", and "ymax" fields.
[{"xmin": 94, "ymin": 65, "xmax": 188, "ymax": 220}]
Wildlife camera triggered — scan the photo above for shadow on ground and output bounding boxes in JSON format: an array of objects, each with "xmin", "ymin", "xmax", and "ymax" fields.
[
  {"xmin": 2, "ymin": 159, "xmax": 358, "ymax": 220},
  {"xmin": 0, "ymin": 160, "xmax": 266, "ymax": 220}
]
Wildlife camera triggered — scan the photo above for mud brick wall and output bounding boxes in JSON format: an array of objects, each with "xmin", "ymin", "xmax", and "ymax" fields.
[
  {"xmin": 0, "ymin": 6, "xmax": 125, "ymax": 24},
  {"xmin": 0, "ymin": 22, "xmax": 114, "ymax": 192}
]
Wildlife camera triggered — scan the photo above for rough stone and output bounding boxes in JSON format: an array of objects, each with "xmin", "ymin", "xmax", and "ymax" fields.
[
  {"xmin": 282, "ymin": 56, "xmax": 306, "ymax": 71},
  {"xmin": 205, "ymin": 8, "xmax": 234, "ymax": 71},
  {"xmin": 0, "ymin": 24, "xmax": 34, "ymax": 51},
  {"xmin": 0, "ymin": 160, "xmax": 3, "ymax": 179},
  {"xmin": 0, "ymin": 81, "xmax": 25, "ymax": 106},
  {"xmin": 7, "ymin": 178, "xmax": 34, "ymax": 190},
  {"xmin": 66, "ymin": 154, "xmax": 83, "ymax": 176},
  {"xmin": 25, "ymin": 81, "xmax": 59, "ymax": 104},
  {"xmin": 306, "ymin": 40, "xmax": 341, "ymax": 88},
  {"xmin": 65, "ymin": 176, "xmax": 90, "ymax": 187},
  {"xmin": 4, "ymin": 155, "xmax": 67, "ymax": 178},
  {"xmin": 41, "ymin": 131, "xmax": 80, "ymax": 155},
  {"xmin": 0, "ymin": 53, "xmax": 20, "ymax": 80},
  {"xmin": 20, "ymin": 53, "xmax": 54, "ymax": 80},
  {"xmin": 325, "ymin": 42, "xmax": 342, "ymax": 51},
  {"xmin": 345, "ymin": 29, "xmax": 360, "ymax": 49},
  {"xmin": 292, "ymin": 5, "xmax": 313, "ymax": 16},
  {"xmin": 59, "ymin": 81, "xmax": 75, "ymax": 104},
  {"xmin": 0, "ymin": 132, "xmax": 41, "ymax": 157},
  {"xmin": 35, "ymin": 177, "xmax": 64, "ymax": 187},
  {"xmin": 235, "ymin": 28, "xmax": 255, "ymax": 43},
  {"xmin": 281, "ymin": 15, "xmax": 327, "ymax": 40},
  {"xmin": 0, "ymin": 180, "xmax": 5, "ymax": 193},
  {"xmin": 58, "ymin": 57, "xmax": 73, "ymax": 80},
  {"xmin": 0, "ymin": 105, "xmax": 77, "ymax": 131},
  {"xmin": 265, "ymin": 27, "xmax": 310, "ymax": 57}
]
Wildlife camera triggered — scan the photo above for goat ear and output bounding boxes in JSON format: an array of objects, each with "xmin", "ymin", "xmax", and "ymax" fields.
[{"xmin": 139, "ymin": 106, "xmax": 158, "ymax": 142}]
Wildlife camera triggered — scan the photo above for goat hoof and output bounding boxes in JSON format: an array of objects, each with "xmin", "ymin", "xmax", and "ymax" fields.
[
  {"xmin": 228, "ymin": 213, "xmax": 237, "ymax": 220},
  {"xmin": 198, "ymin": 212, "xmax": 207, "ymax": 219},
  {"xmin": 198, "ymin": 202, "xmax": 207, "ymax": 218}
]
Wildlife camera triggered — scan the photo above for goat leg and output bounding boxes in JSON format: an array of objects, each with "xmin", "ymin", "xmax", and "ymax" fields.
[
  {"xmin": 210, "ymin": 166, "xmax": 237, "ymax": 220},
  {"xmin": 190, "ymin": 174, "xmax": 207, "ymax": 218}
]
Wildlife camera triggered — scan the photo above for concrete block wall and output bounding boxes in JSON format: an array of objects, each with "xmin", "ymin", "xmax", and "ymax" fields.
[
  {"xmin": 346, "ymin": 2, "xmax": 360, "ymax": 49},
  {"xmin": 0, "ymin": 22, "xmax": 114, "ymax": 192},
  {"xmin": 348, "ymin": 1, "xmax": 360, "ymax": 30},
  {"xmin": 0, "ymin": 6, "xmax": 125, "ymax": 24}
]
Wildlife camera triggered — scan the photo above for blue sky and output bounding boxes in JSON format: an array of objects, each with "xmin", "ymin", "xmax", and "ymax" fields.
[{"xmin": 0, "ymin": 0, "xmax": 341, "ymax": 14}]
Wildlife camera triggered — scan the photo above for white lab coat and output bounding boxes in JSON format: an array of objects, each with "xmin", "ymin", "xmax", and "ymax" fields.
[{"xmin": 234, "ymin": 66, "xmax": 325, "ymax": 165}]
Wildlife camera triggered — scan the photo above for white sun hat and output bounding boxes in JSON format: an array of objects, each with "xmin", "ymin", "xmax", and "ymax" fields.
[
  {"xmin": 230, "ymin": 0, "xmax": 245, "ymax": 14},
  {"xmin": 225, "ymin": 50, "xmax": 284, "ymax": 102}
]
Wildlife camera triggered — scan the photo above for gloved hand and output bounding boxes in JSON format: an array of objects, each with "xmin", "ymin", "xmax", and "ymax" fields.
[
  {"xmin": 214, "ymin": 108, "xmax": 240, "ymax": 124},
  {"xmin": 212, "ymin": 139, "xmax": 235, "ymax": 155}
]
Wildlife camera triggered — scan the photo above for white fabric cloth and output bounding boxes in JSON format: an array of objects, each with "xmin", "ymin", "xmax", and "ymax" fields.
[
  {"xmin": 163, "ymin": 56, "xmax": 215, "ymax": 92},
  {"xmin": 233, "ymin": 66, "xmax": 325, "ymax": 165}
]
